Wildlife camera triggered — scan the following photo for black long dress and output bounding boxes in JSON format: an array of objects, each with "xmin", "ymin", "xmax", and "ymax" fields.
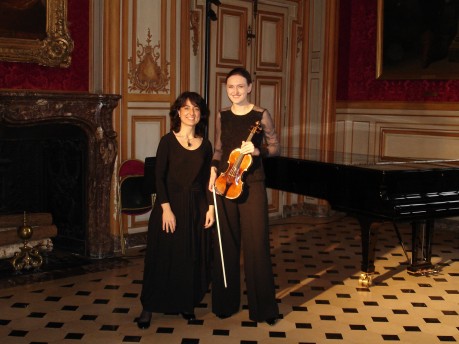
[{"xmin": 140, "ymin": 132, "xmax": 213, "ymax": 314}]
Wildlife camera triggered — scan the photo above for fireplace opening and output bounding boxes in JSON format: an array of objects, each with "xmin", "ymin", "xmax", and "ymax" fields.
[{"xmin": 0, "ymin": 123, "xmax": 87, "ymax": 255}]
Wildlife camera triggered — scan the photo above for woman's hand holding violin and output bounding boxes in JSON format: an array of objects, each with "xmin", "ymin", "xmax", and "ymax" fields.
[{"xmin": 240, "ymin": 141, "xmax": 259, "ymax": 156}]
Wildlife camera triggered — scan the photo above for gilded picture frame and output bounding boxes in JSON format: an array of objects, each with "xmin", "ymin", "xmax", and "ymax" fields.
[
  {"xmin": 0, "ymin": 0, "xmax": 74, "ymax": 68},
  {"xmin": 376, "ymin": 0, "xmax": 459, "ymax": 80}
]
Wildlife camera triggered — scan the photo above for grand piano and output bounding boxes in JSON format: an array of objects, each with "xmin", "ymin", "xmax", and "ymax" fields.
[{"xmin": 263, "ymin": 150, "xmax": 459, "ymax": 286}]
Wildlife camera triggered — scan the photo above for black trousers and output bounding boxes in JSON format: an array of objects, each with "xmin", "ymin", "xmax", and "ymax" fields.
[{"xmin": 212, "ymin": 181, "xmax": 279, "ymax": 322}]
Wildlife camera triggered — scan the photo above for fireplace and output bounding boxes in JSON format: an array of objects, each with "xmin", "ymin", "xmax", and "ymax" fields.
[{"xmin": 0, "ymin": 91, "xmax": 121, "ymax": 258}]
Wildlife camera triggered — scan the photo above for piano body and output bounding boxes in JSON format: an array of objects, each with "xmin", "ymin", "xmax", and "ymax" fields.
[{"xmin": 263, "ymin": 150, "xmax": 459, "ymax": 286}]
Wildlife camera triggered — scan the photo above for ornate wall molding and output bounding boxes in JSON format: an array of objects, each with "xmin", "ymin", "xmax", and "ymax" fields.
[
  {"xmin": 190, "ymin": 10, "xmax": 200, "ymax": 56},
  {"xmin": 297, "ymin": 27, "xmax": 303, "ymax": 56},
  {"xmin": 127, "ymin": 28, "xmax": 170, "ymax": 94}
]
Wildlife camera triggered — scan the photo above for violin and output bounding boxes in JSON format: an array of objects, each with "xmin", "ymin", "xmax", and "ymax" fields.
[{"xmin": 214, "ymin": 121, "xmax": 261, "ymax": 199}]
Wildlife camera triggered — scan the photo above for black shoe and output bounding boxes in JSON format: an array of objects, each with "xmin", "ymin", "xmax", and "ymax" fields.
[
  {"xmin": 135, "ymin": 310, "xmax": 152, "ymax": 329},
  {"xmin": 216, "ymin": 313, "xmax": 232, "ymax": 319},
  {"xmin": 265, "ymin": 317, "xmax": 278, "ymax": 326},
  {"xmin": 135, "ymin": 317, "xmax": 151, "ymax": 329},
  {"xmin": 180, "ymin": 312, "xmax": 196, "ymax": 321}
]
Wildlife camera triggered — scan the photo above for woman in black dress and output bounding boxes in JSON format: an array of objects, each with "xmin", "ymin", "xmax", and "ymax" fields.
[
  {"xmin": 208, "ymin": 68, "xmax": 280, "ymax": 325},
  {"xmin": 136, "ymin": 92, "xmax": 214, "ymax": 329}
]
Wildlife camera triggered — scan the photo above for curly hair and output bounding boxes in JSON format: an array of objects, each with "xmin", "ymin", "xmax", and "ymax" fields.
[{"xmin": 169, "ymin": 91, "xmax": 209, "ymax": 137}]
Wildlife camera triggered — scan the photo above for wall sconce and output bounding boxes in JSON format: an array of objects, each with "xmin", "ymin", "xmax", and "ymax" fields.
[{"xmin": 207, "ymin": 0, "xmax": 221, "ymax": 21}]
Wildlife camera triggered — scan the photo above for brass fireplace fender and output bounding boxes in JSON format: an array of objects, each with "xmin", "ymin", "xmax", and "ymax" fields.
[{"xmin": 0, "ymin": 0, "xmax": 74, "ymax": 68}]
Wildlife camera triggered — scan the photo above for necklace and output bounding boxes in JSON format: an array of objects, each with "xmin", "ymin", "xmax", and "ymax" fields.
[{"xmin": 176, "ymin": 133, "xmax": 194, "ymax": 148}]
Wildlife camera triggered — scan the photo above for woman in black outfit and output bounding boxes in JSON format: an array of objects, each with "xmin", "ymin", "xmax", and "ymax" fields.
[
  {"xmin": 136, "ymin": 91, "xmax": 214, "ymax": 329},
  {"xmin": 208, "ymin": 67, "xmax": 280, "ymax": 325}
]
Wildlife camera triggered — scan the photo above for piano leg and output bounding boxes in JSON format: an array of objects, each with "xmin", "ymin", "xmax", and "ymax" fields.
[
  {"xmin": 408, "ymin": 220, "xmax": 435, "ymax": 274},
  {"xmin": 357, "ymin": 217, "xmax": 379, "ymax": 287}
]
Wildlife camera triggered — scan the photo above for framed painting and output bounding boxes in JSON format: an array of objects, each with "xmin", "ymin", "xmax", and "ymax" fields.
[
  {"xmin": 376, "ymin": 0, "xmax": 459, "ymax": 79},
  {"xmin": 0, "ymin": 0, "xmax": 74, "ymax": 68}
]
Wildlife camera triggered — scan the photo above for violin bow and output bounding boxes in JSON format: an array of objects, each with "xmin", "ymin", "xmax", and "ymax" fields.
[{"xmin": 212, "ymin": 185, "xmax": 228, "ymax": 288}]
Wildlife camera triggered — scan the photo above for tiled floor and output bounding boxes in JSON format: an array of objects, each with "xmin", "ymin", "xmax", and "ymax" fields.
[{"xmin": 0, "ymin": 214, "xmax": 458, "ymax": 344}]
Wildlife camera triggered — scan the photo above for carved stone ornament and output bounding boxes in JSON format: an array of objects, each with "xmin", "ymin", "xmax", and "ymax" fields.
[
  {"xmin": 0, "ymin": 0, "xmax": 74, "ymax": 68},
  {"xmin": 128, "ymin": 28, "xmax": 170, "ymax": 94}
]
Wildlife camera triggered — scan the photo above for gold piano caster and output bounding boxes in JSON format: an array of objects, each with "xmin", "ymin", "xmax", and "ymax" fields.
[{"xmin": 359, "ymin": 273, "xmax": 372, "ymax": 287}]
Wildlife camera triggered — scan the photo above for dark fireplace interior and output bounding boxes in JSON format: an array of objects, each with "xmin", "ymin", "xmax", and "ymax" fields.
[{"xmin": 0, "ymin": 123, "xmax": 88, "ymax": 255}]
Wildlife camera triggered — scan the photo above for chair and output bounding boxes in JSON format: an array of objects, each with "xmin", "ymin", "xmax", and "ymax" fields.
[
  {"xmin": 118, "ymin": 159, "xmax": 154, "ymax": 254},
  {"xmin": 143, "ymin": 157, "xmax": 156, "ymax": 196}
]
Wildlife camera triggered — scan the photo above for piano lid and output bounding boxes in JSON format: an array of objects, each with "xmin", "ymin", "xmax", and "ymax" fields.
[{"xmin": 276, "ymin": 148, "xmax": 459, "ymax": 171}]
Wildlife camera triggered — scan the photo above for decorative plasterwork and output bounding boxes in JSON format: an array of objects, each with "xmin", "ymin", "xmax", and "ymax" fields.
[
  {"xmin": 128, "ymin": 29, "xmax": 170, "ymax": 94},
  {"xmin": 190, "ymin": 10, "xmax": 200, "ymax": 56}
]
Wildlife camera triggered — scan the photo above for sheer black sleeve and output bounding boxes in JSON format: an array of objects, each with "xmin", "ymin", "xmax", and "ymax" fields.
[
  {"xmin": 211, "ymin": 111, "xmax": 222, "ymax": 168},
  {"xmin": 259, "ymin": 109, "xmax": 280, "ymax": 157}
]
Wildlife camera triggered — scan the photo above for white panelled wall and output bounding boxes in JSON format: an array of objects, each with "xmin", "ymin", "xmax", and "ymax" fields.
[{"xmin": 336, "ymin": 103, "xmax": 459, "ymax": 160}]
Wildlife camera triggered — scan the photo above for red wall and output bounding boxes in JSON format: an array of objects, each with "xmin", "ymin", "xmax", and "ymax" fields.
[
  {"xmin": 337, "ymin": 0, "xmax": 459, "ymax": 102},
  {"xmin": 0, "ymin": 0, "xmax": 89, "ymax": 92}
]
